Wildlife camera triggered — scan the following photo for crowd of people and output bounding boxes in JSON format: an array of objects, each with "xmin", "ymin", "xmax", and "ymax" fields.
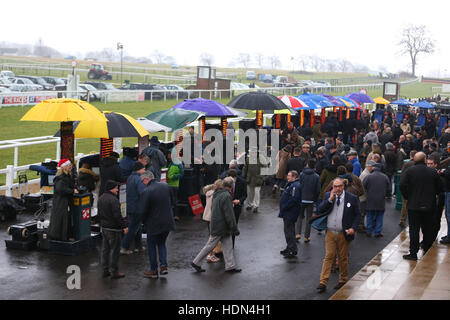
[{"xmin": 46, "ymin": 104, "xmax": 450, "ymax": 292}]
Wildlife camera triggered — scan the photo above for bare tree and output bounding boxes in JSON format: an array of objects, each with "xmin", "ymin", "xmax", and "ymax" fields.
[
  {"xmin": 269, "ymin": 55, "xmax": 281, "ymax": 69},
  {"xmin": 199, "ymin": 52, "xmax": 214, "ymax": 66},
  {"xmin": 254, "ymin": 52, "xmax": 265, "ymax": 69},
  {"xmin": 337, "ymin": 59, "xmax": 352, "ymax": 72},
  {"xmin": 237, "ymin": 53, "xmax": 251, "ymax": 68},
  {"xmin": 398, "ymin": 24, "xmax": 435, "ymax": 76},
  {"xmin": 325, "ymin": 59, "xmax": 338, "ymax": 72},
  {"xmin": 164, "ymin": 56, "xmax": 177, "ymax": 65},
  {"xmin": 152, "ymin": 50, "xmax": 166, "ymax": 64},
  {"xmin": 309, "ymin": 55, "xmax": 323, "ymax": 72},
  {"xmin": 297, "ymin": 55, "xmax": 310, "ymax": 71}
]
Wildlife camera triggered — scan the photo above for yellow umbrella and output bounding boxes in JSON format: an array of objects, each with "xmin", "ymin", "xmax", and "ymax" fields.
[
  {"xmin": 373, "ymin": 97, "xmax": 390, "ymax": 105},
  {"xmin": 20, "ymin": 98, "xmax": 107, "ymax": 122},
  {"xmin": 72, "ymin": 111, "xmax": 149, "ymax": 138}
]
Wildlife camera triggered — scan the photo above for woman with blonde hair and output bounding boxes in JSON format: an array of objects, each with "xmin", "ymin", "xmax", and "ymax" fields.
[
  {"xmin": 48, "ymin": 159, "xmax": 79, "ymax": 241},
  {"xmin": 202, "ymin": 179, "xmax": 223, "ymax": 263}
]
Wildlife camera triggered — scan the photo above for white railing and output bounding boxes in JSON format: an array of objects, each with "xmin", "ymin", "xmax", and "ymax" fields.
[{"xmin": 0, "ymin": 136, "xmax": 86, "ymax": 197}]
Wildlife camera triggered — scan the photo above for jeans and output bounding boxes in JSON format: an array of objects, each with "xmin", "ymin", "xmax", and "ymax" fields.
[
  {"xmin": 170, "ymin": 186, "xmax": 179, "ymax": 216},
  {"xmin": 296, "ymin": 203, "xmax": 314, "ymax": 238},
  {"xmin": 146, "ymin": 231, "xmax": 169, "ymax": 272},
  {"xmin": 121, "ymin": 212, "xmax": 142, "ymax": 250},
  {"xmin": 366, "ymin": 210, "xmax": 385, "ymax": 236},
  {"xmin": 446, "ymin": 192, "xmax": 450, "ymax": 237}
]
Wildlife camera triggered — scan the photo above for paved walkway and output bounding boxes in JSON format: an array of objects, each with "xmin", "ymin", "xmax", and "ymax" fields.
[
  {"xmin": 330, "ymin": 216, "xmax": 450, "ymax": 300},
  {"xmin": 0, "ymin": 187, "xmax": 409, "ymax": 300}
]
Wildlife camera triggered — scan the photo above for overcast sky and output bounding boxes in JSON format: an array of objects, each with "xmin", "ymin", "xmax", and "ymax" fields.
[{"xmin": 2, "ymin": 0, "xmax": 449, "ymax": 76}]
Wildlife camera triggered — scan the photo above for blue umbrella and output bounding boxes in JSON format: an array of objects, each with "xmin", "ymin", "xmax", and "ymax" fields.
[
  {"xmin": 391, "ymin": 99, "xmax": 411, "ymax": 106},
  {"xmin": 413, "ymin": 100, "xmax": 434, "ymax": 109},
  {"xmin": 172, "ymin": 98, "xmax": 239, "ymax": 117},
  {"xmin": 296, "ymin": 93, "xmax": 334, "ymax": 108}
]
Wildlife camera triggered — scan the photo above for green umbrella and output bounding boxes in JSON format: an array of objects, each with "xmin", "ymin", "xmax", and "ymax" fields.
[{"xmin": 145, "ymin": 108, "xmax": 205, "ymax": 131}]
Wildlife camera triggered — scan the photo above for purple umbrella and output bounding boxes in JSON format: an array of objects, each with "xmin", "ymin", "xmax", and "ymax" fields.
[
  {"xmin": 171, "ymin": 98, "xmax": 239, "ymax": 117},
  {"xmin": 344, "ymin": 92, "xmax": 375, "ymax": 104},
  {"xmin": 319, "ymin": 94, "xmax": 346, "ymax": 107}
]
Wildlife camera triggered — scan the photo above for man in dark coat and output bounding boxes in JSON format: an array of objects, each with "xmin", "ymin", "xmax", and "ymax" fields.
[
  {"xmin": 227, "ymin": 169, "xmax": 247, "ymax": 248},
  {"xmin": 99, "ymin": 152, "xmax": 123, "ymax": 196},
  {"xmin": 279, "ymin": 170, "xmax": 302, "ymax": 258},
  {"xmin": 120, "ymin": 162, "xmax": 147, "ymax": 254},
  {"xmin": 286, "ymin": 147, "xmax": 306, "ymax": 176},
  {"xmin": 296, "ymin": 159, "xmax": 320, "ymax": 242},
  {"xmin": 141, "ymin": 136, "xmax": 167, "ymax": 181},
  {"xmin": 98, "ymin": 180, "xmax": 128, "ymax": 279},
  {"xmin": 141, "ymin": 171, "xmax": 176, "ymax": 278},
  {"xmin": 400, "ymin": 152, "xmax": 443, "ymax": 260},
  {"xmin": 315, "ymin": 177, "xmax": 361, "ymax": 293},
  {"xmin": 363, "ymin": 161, "xmax": 391, "ymax": 237}
]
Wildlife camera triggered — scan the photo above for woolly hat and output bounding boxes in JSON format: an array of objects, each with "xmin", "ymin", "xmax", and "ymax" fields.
[
  {"xmin": 58, "ymin": 159, "xmax": 71, "ymax": 168},
  {"xmin": 132, "ymin": 161, "xmax": 145, "ymax": 171},
  {"xmin": 150, "ymin": 136, "xmax": 160, "ymax": 146},
  {"xmin": 105, "ymin": 180, "xmax": 119, "ymax": 191}
]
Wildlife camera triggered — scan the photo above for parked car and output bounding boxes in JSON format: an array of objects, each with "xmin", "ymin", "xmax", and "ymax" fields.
[
  {"xmin": 231, "ymin": 82, "xmax": 250, "ymax": 90},
  {"xmin": 83, "ymin": 81, "xmax": 118, "ymax": 91},
  {"xmin": 163, "ymin": 84, "xmax": 190, "ymax": 99},
  {"xmin": 274, "ymin": 76, "xmax": 288, "ymax": 87},
  {"xmin": 118, "ymin": 82, "xmax": 164, "ymax": 100},
  {"xmin": 246, "ymin": 71, "xmax": 256, "ymax": 80},
  {"xmin": 79, "ymin": 83, "xmax": 105, "ymax": 101},
  {"xmin": 0, "ymin": 78, "xmax": 13, "ymax": 88},
  {"xmin": 315, "ymin": 80, "xmax": 331, "ymax": 87},
  {"xmin": 0, "ymin": 70, "xmax": 15, "ymax": 78},
  {"xmin": 9, "ymin": 78, "xmax": 43, "ymax": 91},
  {"xmin": 19, "ymin": 76, "xmax": 54, "ymax": 90},
  {"xmin": 296, "ymin": 80, "xmax": 315, "ymax": 87},
  {"xmin": 260, "ymin": 74, "xmax": 273, "ymax": 83},
  {"xmin": 41, "ymin": 76, "xmax": 66, "ymax": 87},
  {"xmin": 0, "ymin": 87, "xmax": 12, "ymax": 93}
]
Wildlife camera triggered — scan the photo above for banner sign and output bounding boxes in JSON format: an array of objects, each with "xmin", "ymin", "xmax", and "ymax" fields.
[{"xmin": 0, "ymin": 93, "xmax": 58, "ymax": 106}]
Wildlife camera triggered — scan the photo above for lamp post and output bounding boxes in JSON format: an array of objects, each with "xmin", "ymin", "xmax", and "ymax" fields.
[{"xmin": 117, "ymin": 42, "xmax": 123, "ymax": 85}]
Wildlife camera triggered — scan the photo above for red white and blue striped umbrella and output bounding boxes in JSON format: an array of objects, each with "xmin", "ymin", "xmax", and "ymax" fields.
[{"xmin": 278, "ymin": 95, "xmax": 309, "ymax": 109}]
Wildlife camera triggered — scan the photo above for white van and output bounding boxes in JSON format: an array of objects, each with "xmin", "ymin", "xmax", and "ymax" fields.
[{"xmin": 246, "ymin": 71, "xmax": 256, "ymax": 80}]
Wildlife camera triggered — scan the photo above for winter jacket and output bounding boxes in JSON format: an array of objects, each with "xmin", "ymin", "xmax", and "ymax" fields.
[
  {"xmin": 98, "ymin": 191, "xmax": 127, "ymax": 231},
  {"xmin": 275, "ymin": 149, "xmax": 291, "ymax": 180},
  {"xmin": 363, "ymin": 168, "xmax": 391, "ymax": 211},
  {"xmin": 350, "ymin": 157, "xmax": 361, "ymax": 177},
  {"xmin": 77, "ymin": 167, "xmax": 98, "ymax": 192},
  {"xmin": 384, "ymin": 150, "xmax": 398, "ymax": 176},
  {"xmin": 167, "ymin": 161, "xmax": 184, "ymax": 188},
  {"xmin": 231, "ymin": 176, "xmax": 247, "ymax": 210},
  {"xmin": 315, "ymin": 156, "xmax": 329, "ymax": 176},
  {"xmin": 126, "ymin": 171, "xmax": 147, "ymax": 214},
  {"xmin": 299, "ymin": 168, "xmax": 320, "ymax": 202},
  {"xmin": 319, "ymin": 164, "xmax": 338, "ymax": 199},
  {"xmin": 141, "ymin": 145, "xmax": 167, "ymax": 181},
  {"xmin": 318, "ymin": 191, "xmax": 361, "ymax": 241},
  {"xmin": 364, "ymin": 131, "xmax": 379, "ymax": 145},
  {"xmin": 202, "ymin": 184, "xmax": 216, "ymax": 222},
  {"xmin": 400, "ymin": 162, "xmax": 443, "ymax": 211},
  {"xmin": 141, "ymin": 180, "xmax": 175, "ymax": 236},
  {"xmin": 285, "ymin": 156, "xmax": 306, "ymax": 176},
  {"xmin": 210, "ymin": 188, "xmax": 238, "ymax": 237},
  {"xmin": 243, "ymin": 157, "xmax": 266, "ymax": 188},
  {"xmin": 47, "ymin": 173, "xmax": 75, "ymax": 241},
  {"xmin": 278, "ymin": 179, "xmax": 302, "ymax": 222},
  {"xmin": 99, "ymin": 157, "xmax": 123, "ymax": 196},
  {"xmin": 119, "ymin": 156, "xmax": 135, "ymax": 180}
]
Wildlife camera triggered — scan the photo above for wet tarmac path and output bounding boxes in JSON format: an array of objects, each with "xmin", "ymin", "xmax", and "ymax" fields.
[{"xmin": 0, "ymin": 187, "xmax": 405, "ymax": 300}]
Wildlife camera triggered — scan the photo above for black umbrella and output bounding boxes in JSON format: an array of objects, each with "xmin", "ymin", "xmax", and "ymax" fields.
[{"xmin": 227, "ymin": 92, "xmax": 296, "ymax": 114}]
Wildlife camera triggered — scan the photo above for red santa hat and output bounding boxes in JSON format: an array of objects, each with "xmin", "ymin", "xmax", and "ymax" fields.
[{"xmin": 58, "ymin": 159, "xmax": 71, "ymax": 168}]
